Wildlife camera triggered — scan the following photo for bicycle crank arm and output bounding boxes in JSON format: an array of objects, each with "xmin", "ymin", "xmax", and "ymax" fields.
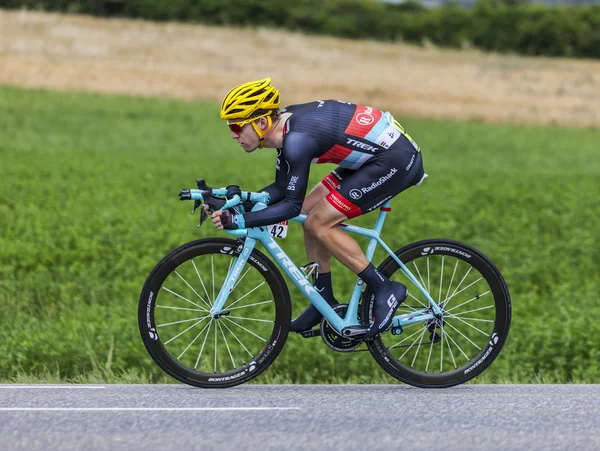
[
  {"xmin": 299, "ymin": 329, "xmax": 320, "ymax": 339},
  {"xmin": 341, "ymin": 325, "xmax": 368, "ymax": 337}
]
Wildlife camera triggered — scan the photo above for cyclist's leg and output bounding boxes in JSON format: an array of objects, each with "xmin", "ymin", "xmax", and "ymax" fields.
[
  {"xmin": 290, "ymin": 170, "xmax": 354, "ymax": 332},
  {"xmin": 305, "ymin": 141, "xmax": 425, "ymax": 336},
  {"xmin": 301, "ymin": 168, "xmax": 355, "ymax": 273}
]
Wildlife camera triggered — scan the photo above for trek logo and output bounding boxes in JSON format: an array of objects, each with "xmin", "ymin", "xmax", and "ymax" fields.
[
  {"xmin": 267, "ymin": 241, "xmax": 316, "ymax": 295},
  {"xmin": 360, "ymin": 168, "xmax": 398, "ymax": 193},
  {"xmin": 356, "ymin": 106, "xmax": 375, "ymax": 126},
  {"xmin": 346, "ymin": 138, "xmax": 378, "ymax": 153}
]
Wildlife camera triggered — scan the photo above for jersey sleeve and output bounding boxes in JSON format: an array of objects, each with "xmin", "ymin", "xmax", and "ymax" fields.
[
  {"xmin": 256, "ymin": 150, "xmax": 288, "ymax": 205},
  {"xmin": 242, "ymin": 132, "xmax": 319, "ymax": 228}
]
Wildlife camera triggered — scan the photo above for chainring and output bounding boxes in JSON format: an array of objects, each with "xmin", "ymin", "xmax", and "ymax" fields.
[{"xmin": 320, "ymin": 304, "xmax": 363, "ymax": 352}]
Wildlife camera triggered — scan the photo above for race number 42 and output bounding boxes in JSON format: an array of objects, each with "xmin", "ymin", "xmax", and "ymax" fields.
[{"xmin": 266, "ymin": 220, "xmax": 288, "ymax": 239}]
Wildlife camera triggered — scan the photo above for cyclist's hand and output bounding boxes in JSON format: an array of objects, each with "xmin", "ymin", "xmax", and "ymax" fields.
[{"xmin": 208, "ymin": 209, "xmax": 240, "ymax": 230}]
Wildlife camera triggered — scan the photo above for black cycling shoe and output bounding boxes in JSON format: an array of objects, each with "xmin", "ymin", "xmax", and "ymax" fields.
[
  {"xmin": 365, "ymin": 282, "xmax": 407, "ymax": 339},
  {"xmin": 290, "ymin": 298, "xmax": 338, "ymax": 333}
]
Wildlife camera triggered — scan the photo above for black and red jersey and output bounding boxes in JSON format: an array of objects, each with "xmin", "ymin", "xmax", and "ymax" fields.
[{"xmin": 241, "ymin": 100, "xmax": 420, "ymax": 228}]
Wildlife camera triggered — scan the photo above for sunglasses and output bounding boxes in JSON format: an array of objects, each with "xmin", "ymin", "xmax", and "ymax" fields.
[{"xmin": 227, "ymin": 118, "xmax": 256, "ymax": 134}]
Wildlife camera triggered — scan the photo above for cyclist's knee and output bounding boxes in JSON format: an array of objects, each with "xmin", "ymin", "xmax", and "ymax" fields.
[
  {"xmin": 304, "ymin": 211, "xmax": 326, "ymax": 239},
  {"xmin": 304, "ymin": 202, "xmax": 344, "ymax": 240},
  {"xmin": 301, "ymin": 183, "xmax": 330, "ymax": 215}
]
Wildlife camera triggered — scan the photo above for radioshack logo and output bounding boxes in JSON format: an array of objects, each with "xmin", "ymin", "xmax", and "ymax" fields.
[
  {"xmin": 349, "ymin": 189, "xmax": 362, "ymax": 200},
  {"xmin": 360, "ymin": 167, "xmax": 397, "ymax": 193},
  {"xmin": 356, "ymin": 106, "xmax": 375, "ymax": 126}
]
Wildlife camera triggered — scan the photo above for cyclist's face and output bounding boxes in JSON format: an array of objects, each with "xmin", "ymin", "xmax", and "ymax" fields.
[{"xmin": 229, "ymin": 121, "xmax": 259, "ymax": 153}]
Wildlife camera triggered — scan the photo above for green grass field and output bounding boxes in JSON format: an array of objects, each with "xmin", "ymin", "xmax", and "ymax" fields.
[{"xmin": 1, "ymin": 85, "xmax": 599, "ymax": 384}]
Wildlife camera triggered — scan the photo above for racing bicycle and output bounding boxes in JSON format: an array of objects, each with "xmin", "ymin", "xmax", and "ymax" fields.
[{"xmin": 138, "ymin": 179, "xmax": 511, "ymax": 388}]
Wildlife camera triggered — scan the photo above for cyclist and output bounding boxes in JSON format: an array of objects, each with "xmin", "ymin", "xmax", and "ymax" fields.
[{"xmin": 207, "ymin": 78, "xmax": 426, "ymax": 339}]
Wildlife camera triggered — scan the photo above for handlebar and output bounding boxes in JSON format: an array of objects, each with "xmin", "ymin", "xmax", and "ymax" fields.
[{"xmin": 178, "ymin": 178, "xmax": 271, "ymax": 210}]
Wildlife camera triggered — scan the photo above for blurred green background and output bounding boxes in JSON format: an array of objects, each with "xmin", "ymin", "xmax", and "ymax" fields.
[{"xmin": 1, "ymin": 85, "xmax": 598, "ymax": 383}]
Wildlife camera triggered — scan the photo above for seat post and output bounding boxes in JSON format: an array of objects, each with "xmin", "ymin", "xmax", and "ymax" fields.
[{"xmin": 372, "ymin": 199, "xmax": 392, "ymax": 235}]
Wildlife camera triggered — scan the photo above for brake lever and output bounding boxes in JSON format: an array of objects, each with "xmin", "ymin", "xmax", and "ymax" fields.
[
  {"xmin": 198, "ymin": 208, "xmax": 208, "ymax": 228},
  {"xmin": 191, "ymin": 199, "xmax": 201, "ymax": 214}
]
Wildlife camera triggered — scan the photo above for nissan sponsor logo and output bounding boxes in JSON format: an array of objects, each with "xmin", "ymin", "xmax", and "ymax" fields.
[
  {"xmin": 349, "ymin": 189, "xmax": 363, "ymax": 200},
  {"xmin": 360, "ymin": 168, "xmax": 397, "ymax": 194}
]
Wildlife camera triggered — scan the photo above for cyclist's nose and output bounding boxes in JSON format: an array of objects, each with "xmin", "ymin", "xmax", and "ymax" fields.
[{"xmin": 231, "ymin": 131, "xmax": 239, "ymax": 139}]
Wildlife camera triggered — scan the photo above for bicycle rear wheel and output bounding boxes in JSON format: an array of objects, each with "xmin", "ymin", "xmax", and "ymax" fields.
[
  {"xmin": 139, "ymin": 238, "xmax": 291, "ymax": 388},
  {"xmin": 362, "ymin": 239, "xmax": 511, "ymax": 388}
]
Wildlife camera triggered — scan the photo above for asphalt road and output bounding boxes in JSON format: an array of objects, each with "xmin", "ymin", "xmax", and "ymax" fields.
[{"xmin": 1, "ymin": 384, "xmax": 599, "ymax": 450}]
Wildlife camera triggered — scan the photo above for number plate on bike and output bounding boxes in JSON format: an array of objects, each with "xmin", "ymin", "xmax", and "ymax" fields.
[{"xmin": 267, "ymin": 221, "xmax": 288, "ymax": 239}]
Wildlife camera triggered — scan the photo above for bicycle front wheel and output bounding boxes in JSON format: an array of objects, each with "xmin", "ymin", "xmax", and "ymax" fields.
[
  {"xmin": 362, "ymin": 239, "xmax": 511, "ymax": 388},
  {"xmin": 139, "ymin": 238, "xmax": 291, "ymax": 388}
]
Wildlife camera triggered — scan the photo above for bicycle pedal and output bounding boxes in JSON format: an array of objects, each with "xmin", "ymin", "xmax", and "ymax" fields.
[
  {"xmin": 391, "ymin": 325, "xmax": 403, "ymax": 336},
  {"xmin": 299, "ymin": 329, "xmax": 320, "ymax": 339}
]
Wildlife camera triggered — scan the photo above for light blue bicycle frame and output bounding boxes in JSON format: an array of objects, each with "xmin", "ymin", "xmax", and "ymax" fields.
[{"xmin": 190, "ymin": 189, "xmax": 443, "ymax": 335}]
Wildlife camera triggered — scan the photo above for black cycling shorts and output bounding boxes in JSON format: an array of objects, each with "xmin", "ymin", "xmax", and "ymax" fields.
[{"xmin": 322, "ymin": 135, "xmax": 425, "ymax": 218}]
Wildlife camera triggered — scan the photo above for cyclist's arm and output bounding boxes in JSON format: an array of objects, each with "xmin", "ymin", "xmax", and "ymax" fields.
[
  {"xmin": 238, "ymin": 132, "xmax": 318, "ymax": 228},
  {"xmin": 256, "ymin": 151, "xmax": 288, "ymax": 205}
]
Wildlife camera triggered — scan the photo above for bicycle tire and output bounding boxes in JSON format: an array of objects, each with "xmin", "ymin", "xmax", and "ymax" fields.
[
  {"xmin": 362, "ymin": 239, "xmax": 511, "ymax": 388},
  {"xmin": 139, "ymin": 238, "xmax": 291, "ymax": 388}
]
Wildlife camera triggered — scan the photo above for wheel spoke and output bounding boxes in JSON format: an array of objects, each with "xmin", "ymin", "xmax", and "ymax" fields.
[
  {"xmin": 448, "ymin": 314, "xmax": 494, "ymax": 323},
  {"xmin": 452, "ymin": 305, "xmax": 495, "ymax": 316},
  {"xmin": 226, "ymin": 300, "xmax": 274, "ymax": 311},
  {"xmin": 194, "ymin": 320, "xmax": 213, "ymax": 369},
  {"xmin": 156, "ymin": 304, "xmax": 206, "ymax": 313},
  {"xmin": 192, "ymin": 259, "xmax": 213, "ymax": 305},
  {"xmin": 442, "ymin": 325, "xmax": 470, "ymax": 361},
  {"xmin": 178, "ymin": 320, "xmax": 212, "ymax": 360},
  {"xmin": 217, "ymin": 321, "xmax": 236, "ymax": 369},
  {"xmin": 160, "ymin": 287, "xmax": 208, "ymax": 312},
  {"xmin": 427, "ymin": 256, "xmax": 431, "ymax": 295},
  {"xmin": 226, "ymin": 281, "xmax": 267, "ymax": 310},
  {"xmin": 444, "ymin": 314, "xmax": 490, "ymax": 337},
  {"xmin": 157, "ymin": 315, "xmax": 211, "ymax": 328},
  {"xmin": 446, "ymin": 290, "xmax": 491, "ymax": 313},
  {"xmin": 219, "ymin": 320, "xmax": 255, "ymax": 359},
  {"xmin": 438, "ymin": 256, "xmax": 445, "ymax": 304},
  {"xmin": 211, "ymin": 255, "xmax": 216, "ymax": 304},
  {"xmin": 442, "ymin": 326, "xmax": 458, "ymax": 369},
  {"xmin": 440, "ymin": 322, "xmax": 444, "ymax": 372},
  {"xmin": 412, "ymin": 260, "xmax": 428, "ymax": 296},
  {"xmin": 164, "ymin": 318, "xmax": 206, "ymax": 346},
  {"xmin": 214, "ymin": 321, "xmax": 218, "ymax": 373},
  {"xmin": 226, "ymin": 315, "xmax": 273, "ymax": 324},
  {"xmin": 443, "ymin": 267, "xmax": 474, "ymax": 308},
  {"xmin": 410, "ymin": 326, "xmax": 427, "ymax": 368},
  {"xmin": 232, "ymin": 267, "xmax": 252, "ymax": 292},
  {"xmin": 426, "ymin": 323, "xmax": 436, "ymax": 372},
  {"xmin": 405, "ymin": 292, "xmax": 428, "ymax": 310},
  {"xmin": 222, "ymin": 317, "xmax": 268, "ymax": 343},
  {"xmin": 389, "ymin": 326, "xmax": 427, "ymax": 350},
  {"xmin": 399, "ymin": 327, "xmax": 427, "ymax": 361},
  {"xmin": 174, "ymin": 271, "xmax": 212, "ymax": 310},
  {"xmin": 444, "ymin": 319, "xmax": 481, "ymax": 350},
  {"xmin": 444, "ymin": 259, "xmax": 459, "ymax": 307}
]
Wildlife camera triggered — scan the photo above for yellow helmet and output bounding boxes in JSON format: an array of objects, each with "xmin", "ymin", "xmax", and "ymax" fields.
[{"xmin": 220, "ymin": 78, "xmax": 280, "ymax": 121}]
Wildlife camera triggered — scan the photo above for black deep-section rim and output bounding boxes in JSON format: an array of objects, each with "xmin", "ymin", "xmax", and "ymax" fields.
[
  {"xmin": 362, "ymin": 239, "xmax": 511, "ymax": 388},
  {"xmin": 138, "ymin": 238, "xmax": 291, "ymax": 388}
]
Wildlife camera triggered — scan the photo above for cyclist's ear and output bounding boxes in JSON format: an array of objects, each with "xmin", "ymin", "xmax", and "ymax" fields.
[{"xmin": 257, "ymin": 117, "xmax": 269, "ymax": 131}]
